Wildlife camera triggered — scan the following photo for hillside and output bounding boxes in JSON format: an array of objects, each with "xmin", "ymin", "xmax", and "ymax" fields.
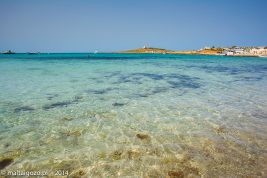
[
  {"xmin": 171, "ymin": 48, "xmax": 223, "ymax": 55},
  {"xmin": 119, "ymin": 47, "xmax": 223, "ymax": 55}
]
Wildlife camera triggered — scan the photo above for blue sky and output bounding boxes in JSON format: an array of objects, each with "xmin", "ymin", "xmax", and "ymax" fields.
[{"xmin": 0, "ymin": 0, "xmax": 266, "ymax": 52}]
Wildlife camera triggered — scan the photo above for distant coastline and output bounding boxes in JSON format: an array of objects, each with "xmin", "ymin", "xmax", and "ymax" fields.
[
  {"xmin": 1, "ymin": 46, "xmax": 267, "ymax": 57},
  {"xmin": 118, "ymin": 45, "xmax": 267, "ymax": 57}
]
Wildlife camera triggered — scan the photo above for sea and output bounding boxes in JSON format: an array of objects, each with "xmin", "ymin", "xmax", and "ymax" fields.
[{"xmin": 0, "ymin": 53, "xmax": 266, "ymax": 177}]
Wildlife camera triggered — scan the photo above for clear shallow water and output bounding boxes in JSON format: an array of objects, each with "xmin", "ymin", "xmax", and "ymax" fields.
[{"xmin": 0, "ymin": 53, "xmax": 267, "ymax": 177}]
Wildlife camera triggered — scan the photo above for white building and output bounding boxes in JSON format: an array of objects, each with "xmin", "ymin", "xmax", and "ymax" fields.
[
  {"xmin": 232, "ymin": 48, "xmax": 244, "ymax": 54},
  {"xmin": 222, "ymin": 50, "xmax": 234, "ymax": 56}
]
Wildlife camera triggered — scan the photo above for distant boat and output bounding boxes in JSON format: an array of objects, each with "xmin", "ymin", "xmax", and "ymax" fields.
[
  {"xmin": 258, "ymin": 55, "xmax": 267, "ymax": 58},
  {"xmin": 3, "ymin": 50, "xmax": 15, "ymax": 54},
  {"xmin": 94, "ymin": 50, "xmax": 98, "ymax": 54},
  {"xmin": 27, "ymin": 52, "xmax": 40, "ymax": 55}
]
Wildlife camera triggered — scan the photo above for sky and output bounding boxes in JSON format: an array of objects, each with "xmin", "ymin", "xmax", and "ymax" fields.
[{"xmin": 0, "ymin": 0, "xmax": 267, "ymax": 52}]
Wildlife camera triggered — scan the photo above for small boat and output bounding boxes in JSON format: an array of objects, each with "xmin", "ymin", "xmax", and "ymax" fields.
[
  {"xmin": 27, "ymin": 52, "xmax": 40, "ymax": 55},
  {"xmin": 258, "ymin": 55, "xmax": 267, "ymax": 58},
  {"xmin": 3, "ymin": 50, "xmax": 15, "ymax": 54}
]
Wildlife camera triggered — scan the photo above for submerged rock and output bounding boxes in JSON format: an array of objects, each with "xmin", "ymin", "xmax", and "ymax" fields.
[
  {"xmin": 136, "ymin": 133, "xmax": 150, "ymax": 140},
  {"xmin": 214, "ymin": 125, "xmax": 228, "ymax": 135},
  {"xmin": 127, "ymin": 150, "xmax": 141, "ymax": 160},
  {"xmin": 112, "ymin": 102, "xmax": 124, "ymax": 107},
  {"xmin": 73, "ymin": 95, "xmax": 83, "ymax": 102},
  {"xmin": 62, "ymin": 117, "xmax": 74, "ymax": 121},
  {"xmin": 110, "ymin": 150, "xmax": 123, "ymax": 160},
  {"xmin": 66, "ymin": 130, "xmax": 82, "ymax": 137},
  {"xmin": 168, "ymin": 170, "xmax": 184, "ymax": 178},
  {"xmin": 14, "ymin": 106, "xmax": 34, "ymax": 113},
  {"xmin": 43, "ymin": 101, "xmax": 72, "ymax": 110},
  {"xmin": 4, "ymin": 143, "xmax": 11, "ymax": 148},
  {"xmin": 0, "ymin": 158, "xmax": 13, "ymax": 170}
]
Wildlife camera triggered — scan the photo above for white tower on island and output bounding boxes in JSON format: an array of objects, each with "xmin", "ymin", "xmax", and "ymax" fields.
[{"xmin": 143, "ymin": 45, "xmax": 148, "ymax": 49}]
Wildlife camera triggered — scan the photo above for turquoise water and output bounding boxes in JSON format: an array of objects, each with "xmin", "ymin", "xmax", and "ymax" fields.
[{"xmin": 0, "ymin": 53, "xmax": 266, "ymax": 177}]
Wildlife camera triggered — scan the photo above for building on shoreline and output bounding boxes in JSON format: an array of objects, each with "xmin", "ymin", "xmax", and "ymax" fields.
[{"xmin": 219, "ymin": 46, "xmax": 267, "ymax": 56}]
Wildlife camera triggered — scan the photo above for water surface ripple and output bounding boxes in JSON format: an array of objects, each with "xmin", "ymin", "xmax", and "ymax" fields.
[{"xmin": 0, "ymin": 53, "xmax": 266, "ymax": 177}]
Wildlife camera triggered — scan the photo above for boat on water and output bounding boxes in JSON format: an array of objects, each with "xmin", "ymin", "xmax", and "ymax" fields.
[
  {"xmin": 27, "ymin": 52, "xmax": 40, "ymax": 55},
  {"xmin": 259, "ymin": 55, "xmax": 267, "ymax": 58},
  {"xmin": 2, "ymin": 50, "xmax": 15, "ymax": 54}
]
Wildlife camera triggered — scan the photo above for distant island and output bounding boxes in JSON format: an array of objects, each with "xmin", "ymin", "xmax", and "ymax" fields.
[
  {"xmin": 119, "ymin": 45, "xmax": 267, "ymax": 57},
  {"xmin": 2, "ymin": 46, "xmax": 267, "ymax": 57}
]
